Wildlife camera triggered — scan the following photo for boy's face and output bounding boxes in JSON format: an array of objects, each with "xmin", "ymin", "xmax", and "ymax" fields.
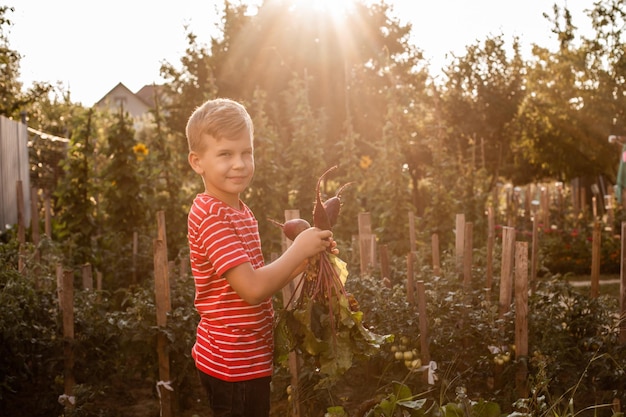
[{"xmin": 188, "ymin": 130, "xmax": 254, "ymax": 208}]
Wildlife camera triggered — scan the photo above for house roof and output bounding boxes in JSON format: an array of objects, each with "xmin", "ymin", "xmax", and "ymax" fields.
[
  {"xmin": 135, "ymin": 84, "xmax": 160, "ymax": 107},
  {"xmin": 94, "ymin": 82, "xmax": 136, "ymax": 107}
]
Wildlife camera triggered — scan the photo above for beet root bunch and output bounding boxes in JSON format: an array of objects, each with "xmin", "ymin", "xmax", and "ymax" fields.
[{"xmin": 273, "ymin": 167, "xmax": 393, "ymax": 385}]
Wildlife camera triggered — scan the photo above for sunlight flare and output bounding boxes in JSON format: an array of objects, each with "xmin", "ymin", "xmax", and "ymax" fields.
[{"xmin": 289, "ymin": 0, "xmax": 356, "ymax": 20}]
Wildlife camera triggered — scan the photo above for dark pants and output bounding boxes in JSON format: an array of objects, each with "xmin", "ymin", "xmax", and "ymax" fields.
[{"xmin": 198, "ymin": 371, "xmax": 271, "ymax": 417}]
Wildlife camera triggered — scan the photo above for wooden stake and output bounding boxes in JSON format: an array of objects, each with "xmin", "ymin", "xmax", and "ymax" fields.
[
  {"xmin": 591, "ymin": 221, "xmax": 601, "ymax": 298},
  {"xmin": 499, "ymin": 227, "xmax": 515, "ymax": 319},
  {"xmin": 59, "ymin": 267, "xmax": 75, "ymax": 410},
  {"xmin": 96, "ymin": 271, "xmax": 103, "ymax": 303},
  {"xmin": 619, "ymin": 223, "xmax": 626, "ymax": 345},
  {"xmin": 455, "ymin": 214, "xmax": 465, "ymax": 280},
  {"xmin": 486, "ymin": 207, "xmax": 494, "ymax": 290},
  {"xmin": 44, "ymin": 192, "xmax": 52, "ymax": 237},
  {"xmin": 82, "ymin": 263, "xmax": 93, "ymax": 291},
  {"xmin": 281, "ymin": 210, "xmax": 303, "ymax": 305},
  {"xmin": 408, "ymin": 211, "xmax": 416, "ymax": 253},
  {"xmin": 30, "ymin": 187, "xmax": 40, "ymax": 249},
  {"xmin": 358, "ymin": 213, "xmax": 373, "ymax": 275},
  {"xmin": 431, "ymin": 233, "xmax": 441, "ymax": 276},
  {"xmin": 530, "ymin": 207, "xmax": 539, "ymax": 294},
  {"xmin": 16, "ymin": 180, "xmax": 25, "ymax": 244},
  {"xmin": 30, "ymin": 187, "xmax": 41, "ymax": 286},
  {"xmin": 416, "ymin": 281, "xmax": 431, "ymax": 384},
  {"xmin": 514, "ymin": 241, "xmax": 529, "ymax": 398},
  {"xmin": 16, "ymin": 180, "xmax": 25, "ymax": 272},
  {"xmin": 281, "ymin": 209, "xmax": 302, "ymax": 417},
  {"xmin": 463, "ymin": 222, "xmax": 473, "ymax": 289},
  {"xmin": 407, "ymin": 252, "xmax": 415, "ymax": 305},
  {"xmin": 154, "ymin": 210, "xmax": 172, "ymax": 417},
  {"xmin": 380, "ymin": 245, "xmax": 390, "ymax": 281}
]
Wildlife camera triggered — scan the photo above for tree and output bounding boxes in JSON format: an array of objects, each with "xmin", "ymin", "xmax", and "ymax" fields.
[
  {"xmin": 54, "ymin": 108, "xmax": 99, "ymax": 267},
  {"xmin": 100, "ymin": 110, "xmax": 149, "ymax": 285},
  {"xmin": 160, "ymin": 30, "xmax": 217, "ymax": 137},
  {"xmin": 0, "ymin": 6, "xmax": 23, "ymax": 118},
  {"xmin": 441, "ymin": 34, "xmax": 525, "ymax": 187},
  {"xmin": 0, "ymin": 6, "xmax": 53, "ymax": 119},
  {"xmin": 513, "ymin": 5, "xmax": 606, "ymax": 183}
]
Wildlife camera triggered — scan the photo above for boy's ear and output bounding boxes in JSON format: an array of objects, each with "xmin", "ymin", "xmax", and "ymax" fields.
[{"xmin": 188, "ymin": 151, "xmax": 203, "ymax": 174}]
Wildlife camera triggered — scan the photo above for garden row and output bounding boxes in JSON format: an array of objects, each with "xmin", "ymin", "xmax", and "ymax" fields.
[{"xmin": 3, "ymin": 178, "xmax": 626, "ymax": 416}]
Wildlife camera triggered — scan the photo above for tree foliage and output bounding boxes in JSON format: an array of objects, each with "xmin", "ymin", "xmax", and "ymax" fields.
[{"xmin": 7, "ymin": 0, "xmax": 626, "ymax": 266}]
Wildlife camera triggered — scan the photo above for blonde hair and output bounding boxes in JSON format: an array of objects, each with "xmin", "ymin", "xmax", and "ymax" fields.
[{"xmin": 185, "ymin": 98, "xmax": 254, "ymax": 152}]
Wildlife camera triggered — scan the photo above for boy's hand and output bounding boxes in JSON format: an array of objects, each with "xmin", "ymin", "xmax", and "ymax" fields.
[
  {"xmin": 328, "ymin": 237, "xmax": 339, "ymax": 255},
  {"xmin": 293, "ymin": 227, "xmax": 333, "ymax": 258}
]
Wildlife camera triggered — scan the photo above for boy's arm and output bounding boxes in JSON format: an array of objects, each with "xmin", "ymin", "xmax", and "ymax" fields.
[{"xmin": 224, "ymin": 227, "xmax": 333, "ymax": 305}]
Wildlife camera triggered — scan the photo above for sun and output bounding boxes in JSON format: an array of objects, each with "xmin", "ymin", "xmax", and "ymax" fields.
[{"xmin": 289, "ymin": 0, "xmax": 356, "ymax": 21}]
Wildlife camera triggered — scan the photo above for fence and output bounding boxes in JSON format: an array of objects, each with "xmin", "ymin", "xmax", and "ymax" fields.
[{"xmin": 0, "ymin": 115, "xmax": 31, "ymax": 232}]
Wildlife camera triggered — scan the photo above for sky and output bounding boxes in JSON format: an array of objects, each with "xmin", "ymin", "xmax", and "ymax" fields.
[{"xmin": 6, "ymin": 0, "xmax": 593, "ymax": 106}]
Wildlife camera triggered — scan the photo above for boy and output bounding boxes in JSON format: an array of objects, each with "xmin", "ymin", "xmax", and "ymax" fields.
[{"xmin": 185, "ymin": 98, "xmax": 335, "ymax": 417}]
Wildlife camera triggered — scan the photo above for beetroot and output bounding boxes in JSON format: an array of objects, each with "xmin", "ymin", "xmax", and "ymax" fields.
[
  {"xmin": 323, "ymin": 181, "xmax": 354, "ymax": 227},
  {"xmin": 267, "ymin": 217, "xmax": 311, "ymax": 241},
  {"xmin": 312, "ymin": 165, "xmax": 337, "ymax": 230}
]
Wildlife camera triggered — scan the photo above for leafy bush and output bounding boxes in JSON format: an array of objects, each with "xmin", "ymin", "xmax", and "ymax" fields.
[
  {"xmin": 540, "ymin": 225, "xmax": 621, "ymax": 275},
  {"xmin": 0, "ymin": 239, "xmax": 201, "ymax": 417}
]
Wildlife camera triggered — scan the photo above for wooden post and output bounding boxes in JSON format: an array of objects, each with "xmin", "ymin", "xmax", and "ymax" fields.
[
  {"xmin": 431, "ymin": 233, "xmax": 441, "ymax": 277},
  {"xmin": 281, "ymin": 210, "xmax": 302, "ymax": 306},
  {"xmin": 154, "ymin": 211, "xmax": 172, "ymax": 417},
  {"xmin": 592, "ymin": 196, "xmax": 598, "ymax": 219},
  {"xmin": 408, "ymin": 211, "xmax": 416, "ymax": 253},
  {"xmin": 486, "ymin": 207, "xmax": 495, "ymax": 290},
  {"xmin": 499, "ymin": 227, "xmax": 515, "ymax": 319},
  {"xmin": 56, "ymin": 263, "xmax": 63, "ymax": 310},
  {"xmin": 619, "ymin": 222, "xmax": 626, "ymax": 345},
  {"xmin": 30, "ymin": 188, "xmax": 40, "ymax": 255},
  {"xmin": 590, "ymin": 221, "xmax": 601, "ymax": 299},
  {"xmin": 530, "ymin": 205, "xmax": 539, "ymax": 294},
  {"xmin": 358, "ymin": 213, "xmax": 373, "ymax": 275},
  {"xmin": 44, "ymin": 192, "xmax": 52, "ymax": 237},
  {"xmin": 463, "ymin": 222, "xmax": 473, "ymax": 289},
  {"xmin": 156, "ymin": 211, "xmax": 171, "ymax": 305},
  {"xmin": 179, "ymin": 253, "xmax": 189, "ymax": 280},
  {"xmin": 30, "ymin": 187, "xmax": 42, "ymax": 287},
  {"xmin": 16, "ymin": 180, "xmax": 25, "ymax": 272},
  {"xmin": 455, "ymin": 214, "xmax": 465, "ymax": 279},
  {"xmin": 580, "ymin": 186, "xmax": 587, "ymax": 215},
  {"xmin": 82, "ymin": 263, "xmax": 93, "ymax": 291},
  {"xmin": 541, "ymin": 186, "xmax": 550, "ymax": 230},
  {"xmin": 416, "ymin": 281, "xmax": 431, "ymax": 384},
  {"xmin": 514, "ymin": 242, "xmax": 529, "ymax": 398},
  {"xmin": 281, "ymin": 209, "xmax": 302, "ymax": 417},
  {"xmin": 572, "ymin": 179, "xmax": 580, "ymax": 215},
  {"xmin": 379, "ymin": 245, "xmax": 390, "ymax": 281},
  {"xmin": 96, "ymin": 271, "xmax": 103, "ymax": 303},
  {"xmin": 606, "ymin": 195, "xmax": 614, "ymax": 232},
  {"xmin": 407, "ymin": 252, "xmax": 415, "ymax": 305},
  {"xmin": 58, "ymin": 267, "xmax": 75, "ymax": 410}
]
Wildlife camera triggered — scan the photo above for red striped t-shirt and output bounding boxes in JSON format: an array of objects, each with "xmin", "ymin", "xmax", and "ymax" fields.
[{"xmin": 187, "ymin": 194, "xmax": 273, "ymax": 382}]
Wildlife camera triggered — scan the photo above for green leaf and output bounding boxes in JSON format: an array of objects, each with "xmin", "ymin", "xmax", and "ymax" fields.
[
  {"xmin": 471, "ymin": 400, "xmax": 501, "ymax": 417},
  {"xmin": 325, "ymin": 406, "xmax": 349, "ymax": 417}
]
